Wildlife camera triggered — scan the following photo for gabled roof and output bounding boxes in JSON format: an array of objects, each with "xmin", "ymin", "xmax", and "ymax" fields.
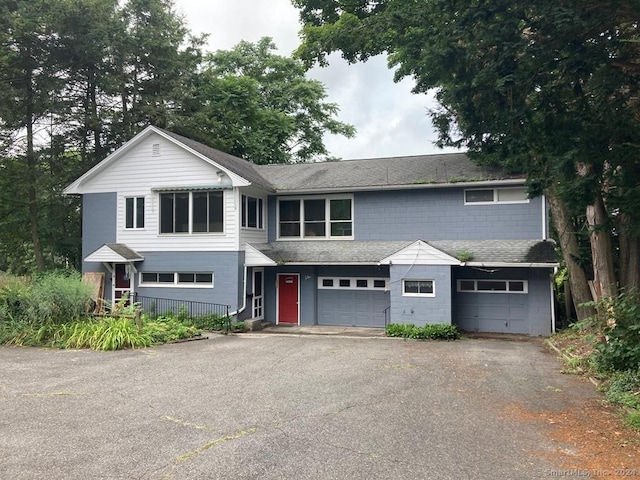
[
  {"xmin": 254, "ymin": 153, "xmax": 524, "ymax": 193},
  {"xmin": 159, "ymin": 129, "xmax": 273, "ymax": 190},
  {"xmin": 379, "ymin": 240, "xmax": 460, "ymax": 266},
  {"xmin": 85, "ymin": 244, "xmax": 144, "ymax": 263}
]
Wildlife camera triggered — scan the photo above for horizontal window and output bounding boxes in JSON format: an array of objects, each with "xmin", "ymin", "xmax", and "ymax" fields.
[
  {"xmin": 140, "ymin": 272, "xmax": 214, "ymax": 288},
  {"xmin": 241, "ymin": 195, "xmax": 264, "ymax": 229},
  {"xmin": 403, "ymin": 280, "xmax": 435, "ymax": 297},
  {"xmin": 457, "ymin": 279, "xmax": 528, "ymax": 294},
  {"xmin": 318, "ymin": 277, "xmax": 388, "ymax": 291},
  {"xmin": 464, "ymin": 187, "xmax": 529, "ymax": 205},
  {"xmin": 278, "ymin": 196, "xmax": 353, "ymax": 240},
  {"xmin": 160, "ymin": 191, "xmax": 223, "ymax": 234}
]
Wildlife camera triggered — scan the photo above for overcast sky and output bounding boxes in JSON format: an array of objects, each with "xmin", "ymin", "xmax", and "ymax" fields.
[{"xmin": 173, "ymin": 0, "xmax": 458, "ymax": 160}]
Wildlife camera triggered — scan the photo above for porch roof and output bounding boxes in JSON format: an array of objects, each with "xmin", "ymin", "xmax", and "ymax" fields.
[
  {"xmin": 84, "ymin": 243, "xmax": 144, "ymax": 263},
  {"xmin": 248, "ymin": 239, "xmax": 558, "ymax": 267}
]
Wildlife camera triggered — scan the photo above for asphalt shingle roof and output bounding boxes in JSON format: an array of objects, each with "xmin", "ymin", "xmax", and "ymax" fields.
[
  {"xmin": 105, "ymin": 244, "xmax": 144, "ymax": 261},
  {"xmin": 254, "ymin": 153, "xmax": 522, "ymax": 192},
  {"xmin": 250, "ymin": 240, "xmax": 557, "ymax": 265},
  {"xmin": 160, "ymin": 129, "xmax": 274, "ymax": 190}
]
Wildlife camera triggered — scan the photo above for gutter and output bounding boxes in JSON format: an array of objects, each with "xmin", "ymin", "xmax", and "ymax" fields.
[{"xmin": 464, "ymin": 262, "xmax": 560, "ymax": 268}]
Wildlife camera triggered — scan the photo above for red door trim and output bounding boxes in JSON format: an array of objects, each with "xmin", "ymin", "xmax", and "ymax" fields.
[{"xmin": 277, "ymin": 273, "xmax": 300, "ymax": 325}]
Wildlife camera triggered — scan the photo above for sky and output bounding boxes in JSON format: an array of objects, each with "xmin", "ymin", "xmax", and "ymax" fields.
[{"xmin": 173, "ymin": 0, "xmax": 459, "ymax": 160}]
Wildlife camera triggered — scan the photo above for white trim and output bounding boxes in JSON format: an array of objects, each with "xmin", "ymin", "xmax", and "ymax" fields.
[
  {"xmin": 124, "ymin": 196, "xmax": 146, "ymax": 230},
  {"xmin": 252, "ymin": 268, "xmax": 264, "ymax": 320},
  {"xmin": 318, "ymin": 277, "xmax": 388, "ymax": 291},
  {"xmin": 276, "ymin": 194, "xmax": 354, "ymax": 241},
  {"xmin": 275, "ymin": 178, "xmax": 527, "ymax": 195},
  {"xmin": 276, "ymin": 273, "xmax": 300, "ymax": 325},
  {"xmin": 244, "ymin": 244, "xmax": 277, "ymax": 267},
  {"xmin": 379, "ymin": 240, "xmax": 460, "ymax": 266},
  {"xmin": 402, "ymin": 279, "xmax": 435, "ymax": 297},
  {"xmin": 457, "ymin": 279, "xmax": 528, "ymax": 294},
  {"xmin": 465, "ymin": 262, "xmax": 559, "ymax": 268},
  {"xmin": 139, "ymin": 272, "xmax": 214, "ymax": 289},
  {"xmin": 541, "ymin": 193, "xmax": 548, "ymax": 239},
  {"xmin": 463, "ymin": 186, "xmax": 529, "ymax": 205}
]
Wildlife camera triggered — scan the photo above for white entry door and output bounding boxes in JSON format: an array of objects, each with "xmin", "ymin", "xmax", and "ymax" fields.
[{"xmin": 252, "ymin": 268, "xmax": 264, "ymax": 319}]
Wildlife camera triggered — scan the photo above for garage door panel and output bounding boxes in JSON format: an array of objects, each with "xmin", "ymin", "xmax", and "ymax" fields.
[
  {"xmin": 318, "ymin": 289, "xmax": 389, "ymax": 327},
  {"xmin": 454, "ymin": 292, "xmax": 529, "ymax": 334}
]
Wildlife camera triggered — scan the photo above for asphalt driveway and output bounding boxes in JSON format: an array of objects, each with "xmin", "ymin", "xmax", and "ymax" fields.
[{"xmin": 0, "ymin": 334, "xmax": 604, "ymax": 479}]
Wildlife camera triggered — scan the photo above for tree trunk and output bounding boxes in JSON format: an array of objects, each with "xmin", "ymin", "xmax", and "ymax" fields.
[
  {"xmin": 547, "ymin": 191, "xmax": 596, "ymax": 321},
  {"xmin": 618, "ymin": 212, "xmax": 640, "ymax": 291},
  {"xmin": 586, "ymin": 193, "xmax": 618, "ymax": 299}
]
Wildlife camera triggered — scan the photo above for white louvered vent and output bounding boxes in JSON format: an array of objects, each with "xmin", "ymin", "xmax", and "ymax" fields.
[{"xmin": 152, "ymin": 143, "xmax": 160, "ymax": 157}]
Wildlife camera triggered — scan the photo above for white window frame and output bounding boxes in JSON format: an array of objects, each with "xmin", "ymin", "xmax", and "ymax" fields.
[
  {"xmin": 159, "ymin": 191, "xmax": 224, "ymax": 235},
  {"xmin": 318, "ymin": 277, "xmax": 388, "ymax": 291},
  {"xmin": 457, "ymin": 279, "xmax": 528, "ymax": 294},
  {"xmin": 139, "ymin": 272, "xmax": 214, "ymax": 289},
  {"xmin": 124, "ymin": 196, "xmax": 145, "ymax": 230},
  {"xmin": 463, "ymin": 187, "xmax": 529, "ymax": 205},
  {"xmin": 241, "ymin": 195, "xmax": 264, "ymax": 230},
  {"xmin": 402, "ymin": 279, "xmax": 435, "ymax": 297},
  {"xmin": 277, "ymin": 195, "xmax": 354, "ymax": 240}
]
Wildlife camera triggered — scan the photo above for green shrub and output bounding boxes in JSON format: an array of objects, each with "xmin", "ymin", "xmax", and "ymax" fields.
[
  {"xmin": 189, "ymin": 313, "xmax": 229, "ymax": 331},
  {"xmin": 0, "ymin": 275, "xmax": 31, "ymax": 322},
  {"xmin": 591, "ymin": 290, "xmax": 640, "ymax": 372},
  {"xmin": 144, "ymin": 317, "xmax": 200, "ymax": 343},
  {"xmin": 385, "ymin": 323, "xmax": 460, "ymax": 340},
  {"xmin": 605, "ymin": 369, "xmax": 640, "ymax": 410}
]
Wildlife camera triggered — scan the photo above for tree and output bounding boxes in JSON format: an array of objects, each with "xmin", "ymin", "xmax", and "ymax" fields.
[
  {"xmin": 293, "ymin": 0, "xmax": 640, "ymax": 319},
  {"xmin": 172, "ymin": 37, "xmax": 355, "ymax": 163}
]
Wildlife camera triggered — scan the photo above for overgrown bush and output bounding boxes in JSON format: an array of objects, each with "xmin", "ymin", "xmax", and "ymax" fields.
[
  {"xmin": 605, "ymin": 369, "xmax": 640, "ymax": 410},
  {"xmin": 386, "ymin": 323, "xmax": 460, "ymax": 340},
  {"xmin": 189, "ymin": 313, "xmax": 230, "ymax": 331},
  {"xmin": 0, "ymin": 271, "xmax": 92, "ymax": 325},
  {"xmin": 590, "ymin": 290, "xmax": 640, "ymax": 372}
]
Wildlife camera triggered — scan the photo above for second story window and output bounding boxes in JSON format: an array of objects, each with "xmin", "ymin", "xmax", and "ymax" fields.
[
  {"xmin": 125, "ymin": 197, "xmax": 145, "ymax": 229},
  {"xmin": 241, "ymin": 195, "xmax": 264, "ymax": 229},
  {"xmin": 278, "ymin": 196, "xmax": 353, "ymax": 239},
  {"xmin": 160, "ymin": 191, "xmax": 223, "ymax": 234},
  {"xmin": 464, "ymin": 187, "xmax": 529, "ymax": 204}
]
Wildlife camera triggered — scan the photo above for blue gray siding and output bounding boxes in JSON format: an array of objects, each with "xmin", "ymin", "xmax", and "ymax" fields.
[
  {"xmin": 82, "ymin": 193, "xmax": 117, "ymax": 300},
  {"xmin": 452, "ymin": 267, "xmax": 552, "ymax": 336},
  {"xmin": 267, "ymin": 188, "xmax": 544, "ymax": 242},
  {"xmin": 390, "ymin": 265, "xmax": 452, "ymax": 326},
  {"xmin": 135, "ymin": 251, "xmax": 241, "ymax": 308}
]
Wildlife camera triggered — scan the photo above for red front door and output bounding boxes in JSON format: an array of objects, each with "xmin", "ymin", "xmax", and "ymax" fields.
[
  {"xmin": 114, "ymin": 264, "xmax": 132, "ymax": 305},
  {"xmin": 277, "ymin": 274, "xmax": 299, "ymax": 325}
]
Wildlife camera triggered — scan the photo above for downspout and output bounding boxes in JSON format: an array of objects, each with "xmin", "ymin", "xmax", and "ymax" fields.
[
  {"xmin": 550, "ymin": 267, "xmax": 557, "ymax": 333},
  {"xmin": 229, "ymin": 264, "xmax": 248, "ymax": 317}
]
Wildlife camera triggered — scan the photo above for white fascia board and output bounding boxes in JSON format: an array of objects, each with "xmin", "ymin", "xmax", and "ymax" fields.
[
  {"xmin": 464, "ymin": 262, "xmax": 559, "ymax": 268},
  {"xmin": 85, "ymin": 245, "xmax": 145, "ymax": 263},
  {"xmin": 379, "ymin": 240, "xmax": 461, "ymax": 266},
  {"xmin": 273, "ymin": 179, "xmax": 526, "ymax": 196},
  {"xmin": 64, "ymin": 126, "xmax": 252, "ymax": 194},
  {"xmin": 244, "ymin": 244, "xmax": 277, "ymax": 267}
]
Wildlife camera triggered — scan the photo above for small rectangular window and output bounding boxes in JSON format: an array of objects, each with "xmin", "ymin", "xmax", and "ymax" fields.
[
  {"xmin": 142, "ymin": 273, "xmax": 157, "ymax": 283},
  {"xmin": 158, "ymin": 273, "xmax": 175, "ymax": 283},
  {"xmin": 509, "ymin": 281, "xmax": 525, "ymax": 292},
  {"xmin": 373, "ymin": 280, "xmax": 386, "ymax": 289},
  {"xmin": 178, "ymin": 273, "xmax": 195, "ymax": 283},
  {"xmin": 465, "ymin": 187, "xmax": 529, "ymax": 204},
  {"xmin": 339, "ymin": 279, "xmax": 351, "ymax": 287},
  {"xmin": 356, "ymin": 279, "xmax": 368, "ymax": 288},
  {"xmin": 125, "ymin": 197, "xmax": 145, "ymax": 229},
  {"xmin": 465, "ymin": 189, "xmax": 494, "ymax": 203},
  {"xmin": 322, "ymin": 279, "xmax": 334, "ymax": 287},
  {"xmin": 141, "ymin": 272, "xmax": 213, "ymax": 287},
  {"xmin": 403, "ymin": 280, "xmax": 435, "ymax": 296},
  {"xmin": 459, "ymin": 280, "xmax": 475, "ymax": 292},
  {"xmin": 497, "ymin": 187, "xmax": 528, "ymax": 202},
  {"xmin": 477, "ymin": 280, "xmax": 507, "ymax": 292}
]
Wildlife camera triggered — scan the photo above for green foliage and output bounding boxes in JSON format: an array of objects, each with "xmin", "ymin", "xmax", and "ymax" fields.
[
  {"xmin": 454, "ymin": 250, "xmax": 473, "ymax": 262},
  {"xmin": 605, "ymin": 369, "xmax": 640, "ymax": 410},
  {"xmin": 188, "ymin": 314, "xmax": 229, "ymax": 331},
  {"xmin": 591, "ymin": 290, "xmax": 640, "ymax": 372},
  {"xmin": 385, "ymin": 323, "xmax": 460, "ymax": 340},
  {"xmin": 173, "ymin": 37, "xmax": 355, "ymax": 164},
  {"xmin": 143, "ymin": 316, "xmax": 200, "ymax": 344}
]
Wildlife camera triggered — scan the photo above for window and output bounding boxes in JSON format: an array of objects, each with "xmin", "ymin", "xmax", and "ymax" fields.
[
  {"xmin": 403, "ymin": 280, "xmax": 435, "ymax": 297},
  {"xmin": 318, "ymin": 277, "xmax": 388, "ymax": 290},
  {"xmin": 464, "ymin": 187, "xmax": 528, "ymax": 204},
  {"xmin": 125, "ymin": 197, "xmax": 145, "ymax": 229},
  {"xmin": 160, "ymin": 191, "xmax": 223, "ymax": 234},
  {"xmin": 140, "ymin": 272, "xmax": 214, "ymax": 288},
  {"xmin": 241, "ymin": 195, "xmax": 264, "ymax": 229},
  {"xmin": 457, "ymin": 279, "xmax": 528, "ymax": 293},
  {"xmin": 278, "ymin": 196, "xmax": 353, "ymax": 239}
]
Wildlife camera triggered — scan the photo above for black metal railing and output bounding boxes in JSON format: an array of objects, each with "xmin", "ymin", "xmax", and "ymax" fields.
[
  {"xmin": 132, "ymin": 293, "xmax": 231, "ymax": 330},
  {"xmin": 383, "ymin": 305, "xmax": 391, "ymax": 326}
]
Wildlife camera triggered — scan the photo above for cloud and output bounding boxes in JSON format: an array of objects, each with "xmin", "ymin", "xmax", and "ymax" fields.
[{"xmin": 173, "ymin": 0, "xmax": 460, "ymax": 159}]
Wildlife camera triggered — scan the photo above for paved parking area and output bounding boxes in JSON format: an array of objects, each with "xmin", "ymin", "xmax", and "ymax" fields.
[{"xmin": 0, "ymin": 335, "xmax": 603, "ymax": 479}]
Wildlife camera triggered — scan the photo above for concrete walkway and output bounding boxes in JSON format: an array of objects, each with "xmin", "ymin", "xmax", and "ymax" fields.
[{"xmin": 257, "ymin": 323, "xmax": 386, "ymax": 337}]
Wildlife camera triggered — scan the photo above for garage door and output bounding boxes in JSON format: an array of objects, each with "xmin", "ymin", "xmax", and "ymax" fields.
[
  {"xmin": 318, "ymin": 289, "xmax": 390, "ymax": 327},
  {"xmin": 455, "ymin": 292, "xmax": 529, "ymax": 334}
]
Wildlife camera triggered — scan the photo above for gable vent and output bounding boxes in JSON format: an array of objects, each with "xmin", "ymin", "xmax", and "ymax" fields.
[{"xmin": 152, "ymin": 143, "xmax": 160, "ymax": 157}]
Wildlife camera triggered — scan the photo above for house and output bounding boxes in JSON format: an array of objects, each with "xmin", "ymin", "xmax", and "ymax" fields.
[{"xmin": 64, "ymin": 126, "xmax": 558, "ymax": 335}]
